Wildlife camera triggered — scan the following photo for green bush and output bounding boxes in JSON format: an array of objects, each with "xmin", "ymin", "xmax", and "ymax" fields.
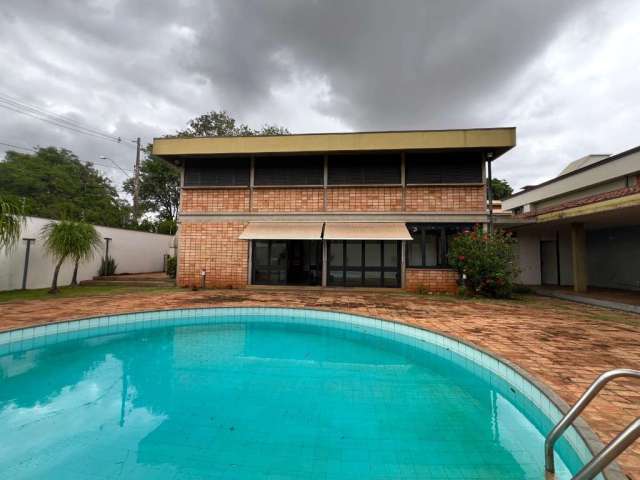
[
  {"xmin": 99, "ymin": 256, "xmax": 117, "ymax": 276},
  {"xmin": 166, "ymin": 256, "xmax": 177, "ymax": 279},
  {"xmin": 448, "ymin": 226, "xmax": 518, "ymax": 298}
]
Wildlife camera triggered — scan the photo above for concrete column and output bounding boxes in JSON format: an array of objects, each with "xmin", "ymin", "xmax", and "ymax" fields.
[
  {"xmin": 571, "ymin": 222, "xmax": 588, "ymax": 293},
  {"xmin": 249, "ymin": 156, "xmax": 255, "ymax": 212},
  {"xmin": 400, "ymin": 240, "xmax": 406, "ymax": 288},
  {"xmin": 323, "ymin": 155, "xmax": 328, "ymax": 211},
  {"xmin": 247, "ymin": 240, "xmax": 253, "ymax": 285},
  {"xmin": 400, "ymin": 152, "xmax": 406, "ymax": 211},
  {"xmin": 321, "ymin": 240, "xmax": 328, "ymax": 287}
]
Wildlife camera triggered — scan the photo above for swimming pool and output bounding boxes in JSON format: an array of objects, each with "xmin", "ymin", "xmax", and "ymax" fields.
[{"xmin": 0, "ymin": 308, "xmax": 604, "ymax": 479}]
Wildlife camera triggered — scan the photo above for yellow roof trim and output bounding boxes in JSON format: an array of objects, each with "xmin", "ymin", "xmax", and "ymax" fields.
[{"xmin": 152, "ymin": 128, "xmax": 516, "ymax": 157}]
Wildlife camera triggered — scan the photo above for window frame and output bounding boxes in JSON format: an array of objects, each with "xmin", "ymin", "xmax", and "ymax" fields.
[
  {"xmin": 183, "ymin": 157, "xmax": 251, "ymax": 187},
  {"xmin": 405, "ymin": 152, "xmax": 483, "ymax": 185},
  {"xmin": 252, "ymin": 240, "xmax": 288, "ymax": 285},
  {"xmin": 327, "ymin": 153, "xmax": 402, "ymax": 186},
  {"xmin": 253, "ymin": 155, "xmax": 325, "ymax": 187},
  {"xmin": 327, "ymin": 240, "xmax": 401, "ymax": 287},
  {"xmin": 406, "ymin": 224, "xmax": 472, "ymax": 268}
]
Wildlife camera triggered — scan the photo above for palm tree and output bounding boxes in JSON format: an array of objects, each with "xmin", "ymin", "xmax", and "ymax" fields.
[
  {"xmin": 41, "ymin": 220, "xmax": 102, "ymax": 293},
  {"xmin": 0, "ymin": 196, "xmax": 25, "ymax": 251}
]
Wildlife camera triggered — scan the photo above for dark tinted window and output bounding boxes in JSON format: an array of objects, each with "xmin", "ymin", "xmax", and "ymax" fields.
[
  {"xmin": 328, "ymin": 153, "xmax": 401, "ymax": 185},
  {"xmin": 406, "ymin": 224, "xmax": 472, "ymax": 267},
  {"xmin": 183, "ymin": 157, "xmax": 250, "ymax": 186},
  {"xmin": 254, "ymin": 155, "xmax": 324, "ymax": 186},
  {"xmin": 406, "ymin": 152, "xmax": 482, "ymax": 184},
  {"xmin": 327, "ymin": 240, "xmax": 400, "ymax": 287}
]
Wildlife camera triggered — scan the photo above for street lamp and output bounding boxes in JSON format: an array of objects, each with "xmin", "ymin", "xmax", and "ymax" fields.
[{"xmin": 98, "ymin": 156, "xmax": 130, "ymax": 176}]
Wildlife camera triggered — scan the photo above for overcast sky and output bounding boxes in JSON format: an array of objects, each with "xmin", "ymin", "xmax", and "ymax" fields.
[{"xmin": 1, "ymin": 0, "xmax": 639, "ymax": 191}]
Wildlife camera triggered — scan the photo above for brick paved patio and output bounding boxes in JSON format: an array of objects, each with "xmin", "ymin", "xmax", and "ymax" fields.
[{"xmin": 0, "ymin": 288, "xmax": 638, "ymax": 477}]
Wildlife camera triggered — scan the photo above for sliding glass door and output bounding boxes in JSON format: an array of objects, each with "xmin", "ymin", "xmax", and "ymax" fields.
[
  {"xmin": 252, "ymin": 240, "xmax": 322, "ymax": 286},
  {"xmin": 327, "ymin": 240, "xmax": 400, "ymax": 287},
  {"xmin": 252, "ymin": 240, "xmax": 287, "ymax": 285}
]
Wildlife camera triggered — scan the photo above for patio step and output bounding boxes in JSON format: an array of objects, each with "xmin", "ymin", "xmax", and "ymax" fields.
[
  {"xmin": 80, "ymin": 272, "xmax": 175, "ymax": 288},
  {"xmin": 80, "ymin": 279, "xmax": 174, "ymax": 287}
]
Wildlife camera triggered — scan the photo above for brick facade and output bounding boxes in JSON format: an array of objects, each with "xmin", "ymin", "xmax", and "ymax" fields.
[
  {"xmin": 177, "ymin": 222, "xmax": 248, "ymax": 288},
  {"xmin": 405, "ymin": 268, "xmax": 459, "ymax": 294},
  {"xmin": 405, "ymin": 185, "xmax": 485, "ymax": 212},
  {"xmin": 181, "ymin": 189, "xmax": 249, "ymax": 213},
  {"xmin": 178, "ymin": 184, "xmax": 483, "ymax": 291},
  {"xmin": 251, "ymin": 188, "xmax": 324, "ymax": 212},
  {"xmin": 181, "ymin": 185, "xmax": 484, "ymax": 214},
  {"xmin": 326, "ymin": 187, "xmax": 402, "ymax": 212}
]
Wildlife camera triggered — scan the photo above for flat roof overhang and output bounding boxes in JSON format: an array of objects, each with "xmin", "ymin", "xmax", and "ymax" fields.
[
  {"xmin": 152, "ymin": 127, "xmax": 516, "ymax": 162},
  {"xmin": 508, "ymin": 193, "xmax": 640, "ymax": 232}
]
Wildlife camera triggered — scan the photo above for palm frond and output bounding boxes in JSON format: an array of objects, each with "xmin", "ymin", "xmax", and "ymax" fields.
[
  {"xmin": 0, "ymin": 197, "xmax": 25, "ymax": 251},
  {"xmin": 40, "ymin": 220, "xmax": 103, "ymax": 262}
]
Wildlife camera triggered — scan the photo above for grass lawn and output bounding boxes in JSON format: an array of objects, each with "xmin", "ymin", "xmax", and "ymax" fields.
[{"xmin": 0, "ymin": 285, "xmax": 178, "ymax": 303}]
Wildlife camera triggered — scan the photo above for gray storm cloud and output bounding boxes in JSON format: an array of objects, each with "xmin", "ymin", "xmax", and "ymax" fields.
[{"xmin": 1, "ymin": 0, "xmax": 639, "ymax": 190}]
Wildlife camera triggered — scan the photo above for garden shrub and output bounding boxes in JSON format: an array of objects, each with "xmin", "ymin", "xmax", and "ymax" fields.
[
  {"xmin": 448, "ymin": 226, "xmax": 518, "ymax": 298},
  {"xmin": 98, "ymin": 256, "xmax": 117, "ymax": 276},
  {"xmin": 166, "ymin": 256, "xmax": 177, "ymax": 279}
]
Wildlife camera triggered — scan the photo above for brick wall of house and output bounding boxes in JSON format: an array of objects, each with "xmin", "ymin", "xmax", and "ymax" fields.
[
  {"xmin": 177, "ymin": 222, "xmax": 248, "ymax": 288},
  {"xmin": 251, "ymin": 188, "xmax": 324, "ymax": 212},
  {"xmin": 180, "ymin": 185, "xmax": 486, "ymax": 214},
  {"xmin": 405, "ymin": 268, "xmax": 459, "ymax": 293},
  {"xmin": 326, "ymin": 187, "xmax": 402, "ymax": 212},
  {"xmin": 180, "ymin": 189, "xmax": 249, "ymax": 213},
  {"xmin": 405, "ymin": 185, "xmax": 485, "ymax": 212}
]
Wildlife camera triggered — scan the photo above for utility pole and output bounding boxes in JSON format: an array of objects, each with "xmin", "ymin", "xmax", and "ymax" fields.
[{"xmin": 133, "ymin": 137, "xmax": 141, "ymax": 221}]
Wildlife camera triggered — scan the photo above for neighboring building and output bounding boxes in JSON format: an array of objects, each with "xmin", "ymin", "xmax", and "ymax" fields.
[
  {"xmin": 502, "ymin": 146, "xmax": 640, "ymax": 292},
  {"xmin": 153, "ymin": 128, "xmax": 516, "ymax": 292}
]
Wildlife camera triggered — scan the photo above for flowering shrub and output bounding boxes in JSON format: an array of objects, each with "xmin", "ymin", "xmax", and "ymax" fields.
[{"xmin": 448, "ymin": 226, "xmax": 518, "ymax": 298}]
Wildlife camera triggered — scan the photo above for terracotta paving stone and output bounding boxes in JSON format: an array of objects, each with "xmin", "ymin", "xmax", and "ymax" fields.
[{"xmin": 0, "ymin": 288, "xmax": 638, "ymax": 478}]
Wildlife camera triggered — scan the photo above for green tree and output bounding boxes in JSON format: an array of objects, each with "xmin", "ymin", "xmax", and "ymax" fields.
[
  {"xmin": 41, "ymin": 220, "xmax": 102, "ymax": 293},
  {"xmin": 176, "ymin": 110, "xmax": 289, "ymax": 137},
  {"xmin": 0, "ymin": 196, "xmax": 25, "ymax": 251},
  {"xmin": 123, "ymin": 153, "xmax": 180, "ymax": 227},
  {"xmin": 127, "ymin": 111, "xmax": 289, "ymax": 229},
  {"xmin": 0, "ymin": 147, "xmax": 130, "ymax": 227},
  {"xmin": 490, "ymin": 178, "xmax": 513, "ymax": 200}
]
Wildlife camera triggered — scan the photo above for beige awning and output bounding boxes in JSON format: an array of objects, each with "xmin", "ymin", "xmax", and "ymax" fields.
[
  {"xmin": 323, "ymin": 222, "xmax": 412, "ymax": 240},
  {"xmin": 239, "ymin": 222, "xmax": 324, "ymax": 240}
]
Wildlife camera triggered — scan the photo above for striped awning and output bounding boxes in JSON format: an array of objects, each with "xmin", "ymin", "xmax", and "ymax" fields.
[
  {"xmin": 323, "ymin": 222, "xmax": 412, "ymax": 240},
  {"xmin": 239, "ymin": 222, "xmax": 324, "ymax": 240}
]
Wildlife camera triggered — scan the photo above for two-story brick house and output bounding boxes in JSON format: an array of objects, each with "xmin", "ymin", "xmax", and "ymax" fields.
[{"xmin": 152, "ymin": 128, "xmax": 516, "ymax": 292}]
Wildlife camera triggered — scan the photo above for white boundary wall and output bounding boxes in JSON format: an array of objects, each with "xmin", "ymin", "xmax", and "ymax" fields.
[{"xmin": 0, "ymin": 217, "xmax": 174, "ymax": 291}]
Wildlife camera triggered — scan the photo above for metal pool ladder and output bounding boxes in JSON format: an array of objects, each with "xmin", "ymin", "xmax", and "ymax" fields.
[{"xmin": 544, "ymin": 368, "xmax": 640, "ymax": 480}]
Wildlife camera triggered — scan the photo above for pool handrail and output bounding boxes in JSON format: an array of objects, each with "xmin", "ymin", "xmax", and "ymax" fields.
[{"xmin": 544, "ymin": 368, "xmax": 640, "ymax": 479}]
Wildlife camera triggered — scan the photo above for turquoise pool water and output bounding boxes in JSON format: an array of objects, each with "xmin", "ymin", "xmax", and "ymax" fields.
[{"xmin": 0, "ymin": 308, "xmax": 596, "ymax": 479}]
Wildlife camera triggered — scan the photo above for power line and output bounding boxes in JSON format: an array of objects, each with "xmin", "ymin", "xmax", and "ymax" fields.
[
  {"xmin": 0, "ymin": 102, "xmax": 127, "ymax": 145},
  {"xmin": 0, "ymin": 92, "xmax": 123, "ymax": 142},
  {"xmin": 0, "ymin": 141, "xmax": 37, "ymax": 152},
  {"xmin": 0, "ymin": 92, "xmax": 128, "ymax": 143},
  {"xmin": 1, "ymin": 139, "xmax": 133, "ymax": 174},
  {"xmin": 0, "ymin": 92, "xmax": 138, "ymax": 148}
]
